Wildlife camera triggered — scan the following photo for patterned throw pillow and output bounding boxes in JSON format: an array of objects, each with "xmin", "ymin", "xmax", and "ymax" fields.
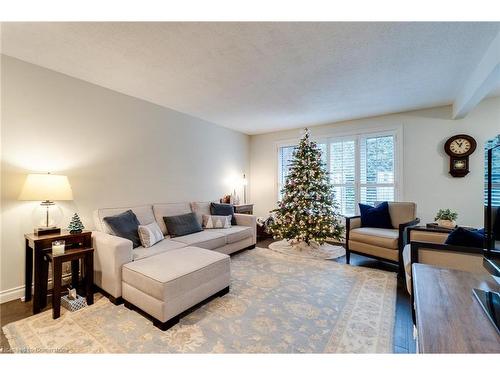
[
  {"xmin": 138, "ymin": 222, "xmax": 164, "ymax": 248},
  {"xmin": 202, "ymin": 214, "xmax": 232, "ymax": 229}
]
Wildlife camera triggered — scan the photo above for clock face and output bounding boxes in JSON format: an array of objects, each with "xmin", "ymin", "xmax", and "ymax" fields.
[
  {"xmin": 449, "ymin": 138, "xmax": 472, "ymax": 155},
  {"xmin": 444, "ymin": 134, "xmax": 476, "ymax": 158}
]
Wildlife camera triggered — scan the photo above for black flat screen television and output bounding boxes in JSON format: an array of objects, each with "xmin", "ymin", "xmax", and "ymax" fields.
[
  {"xmin": 474, "ymin": 135, "xmax": 500, "ymax": 335},
  {"xmin": 484, "ymin": 135, "xmax": 500, "ymax": 270}
]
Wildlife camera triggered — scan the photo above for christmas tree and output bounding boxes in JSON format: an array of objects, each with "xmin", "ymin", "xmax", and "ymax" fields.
[
  {"xmin": 68, "ymin": 213, "xmax": 85, "ymax": 234},
  {"xmin": 269, "ymin": 129, "xmax": 344, "ymax": 246}
]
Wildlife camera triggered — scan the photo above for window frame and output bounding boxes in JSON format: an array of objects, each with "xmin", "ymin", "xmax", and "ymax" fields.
[
  {"xmin": 325, "ymin": 135, "xmax": 357, "ymax": 216},
  {"xmin": 357, "ymin": 131, "xmax": 399, "ymax": 210},
  {"xmin": 275, "ymin": 126, "xmax": 403, "ymax": 216},
  {"xmin": 275, "ymin": 141, "xmax": 300, "ymax": 201}
]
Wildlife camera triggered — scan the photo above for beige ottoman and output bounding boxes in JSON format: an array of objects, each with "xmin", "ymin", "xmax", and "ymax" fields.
[{"xmin": 122, "ymin": 246, "xmax": 230, "ymax": 330}]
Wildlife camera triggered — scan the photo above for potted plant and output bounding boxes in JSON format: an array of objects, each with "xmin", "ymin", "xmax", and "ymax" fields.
[{"xmin": 434, "ymin": 209, "xmax": 458, "ymax": 228}]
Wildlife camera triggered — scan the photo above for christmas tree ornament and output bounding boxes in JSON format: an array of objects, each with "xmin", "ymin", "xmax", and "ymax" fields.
[{"xmin": 68, "ymin": 213, "xmax": 85, "ymax": 234}]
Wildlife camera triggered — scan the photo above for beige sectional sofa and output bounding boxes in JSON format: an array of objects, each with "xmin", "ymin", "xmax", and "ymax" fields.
[{"xmin": 91, "ymin": 201, "xmax": 256, "ymax": 329}]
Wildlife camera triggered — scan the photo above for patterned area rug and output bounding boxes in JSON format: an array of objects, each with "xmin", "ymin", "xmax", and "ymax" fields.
[
  {"xmin": 3, "ymin": 247, "xmax": 396, "ymax": 353},
  {"xmin": 268, "ymin": 239, "xmax": 346, "ymax": 260}
]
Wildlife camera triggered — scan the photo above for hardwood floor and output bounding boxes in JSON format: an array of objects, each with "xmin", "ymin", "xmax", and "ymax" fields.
[{"xmin": 0, "ymin": 239, "xmax": 415, "ymax": 354}]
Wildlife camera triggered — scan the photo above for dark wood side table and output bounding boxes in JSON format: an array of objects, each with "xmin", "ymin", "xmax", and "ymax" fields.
[
  {"xmin": 24, "ymin": 230, "xmax": 92, "ymax": 314},
  {"xmin": 233, "ymin": 204, "xmax": 254, "ymax": 215},
  {"xmin": 45, "ymin": 247, "xmax": 94, "ymax": 319},
  {"xmin": 413, "ymin": 263, "xmax": 500, "ymax": 353}
]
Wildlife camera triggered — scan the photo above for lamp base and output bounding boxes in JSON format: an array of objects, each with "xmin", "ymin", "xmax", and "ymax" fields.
[{"xmin": 34, "ymin": 226, "xmax": 61, "ymax": 236}]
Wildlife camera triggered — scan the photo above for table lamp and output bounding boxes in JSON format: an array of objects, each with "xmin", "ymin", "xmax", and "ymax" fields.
[
  {"xmin": 242, "ymin": 173, "xmax": 248, "ymax": 204},
  {"xmin": 18, "ymin": 173, "xmax": 74, "ymax": 235}
]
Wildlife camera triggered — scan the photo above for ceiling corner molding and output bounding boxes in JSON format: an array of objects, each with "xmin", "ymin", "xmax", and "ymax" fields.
[{"xmin": 452, "ymin": 31, "xmax": 500, "ymax": 119}]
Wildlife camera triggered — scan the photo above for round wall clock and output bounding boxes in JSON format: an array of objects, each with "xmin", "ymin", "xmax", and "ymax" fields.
[{"xmin": 444, "ymin": 134, "xmax": 477, "ymax": 177}]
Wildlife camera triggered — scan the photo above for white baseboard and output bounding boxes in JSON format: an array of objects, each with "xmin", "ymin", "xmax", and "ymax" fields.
[
  {"xmin": 0, "ymin": 274, "xmax": 74, "ymax": 304},
  {"xmin": 0, "ymin": 285, "xmax": 29, "ymax": 304}
]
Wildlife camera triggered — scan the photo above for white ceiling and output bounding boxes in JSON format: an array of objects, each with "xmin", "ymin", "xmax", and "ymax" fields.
[
  {"xmin": 1, "ymin": 22, "xmax": 499, "ymax": 135},
  {"xmin": 489, "ymin": 80, "xmax": 500, "ymax": 98}
]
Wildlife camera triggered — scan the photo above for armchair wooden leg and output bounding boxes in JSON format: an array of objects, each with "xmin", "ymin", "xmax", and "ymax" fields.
[
  {"xmin": 345, "ymin": 249, "xmax": 351, "ymax": 264},
  {"xmin": 398, "ymin": 259, "xmax": 405, "ymax": 278}
]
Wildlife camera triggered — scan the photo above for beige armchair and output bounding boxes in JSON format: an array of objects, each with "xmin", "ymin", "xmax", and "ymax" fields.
[
  {"xmin": 402, "ymin": 226, "xmax": 489, "ymax": 324},
  {"xmin": 402, "ymin": 227, "xmax": 486, "ymax": 295},
  {"xmin": 345, "ymin": 202, "xmax": 419, "ymax": 274}
]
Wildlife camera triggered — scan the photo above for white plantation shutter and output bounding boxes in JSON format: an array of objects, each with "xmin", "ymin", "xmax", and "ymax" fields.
[
  {"xmin": 493, "ymin": 172, "xmax": 500, "ymax": 207},
  {"xmin": 318, "ymin": 143, "xmax": 328, "ymax": 165},
  {"xmin": 277, "ymin": 131, "xmax": 398, "ymax": 216},
  {"xmin": 489, "ymin": 146, "xmax": 500, "ymax": 206},
  {"xmin": 359, "ymin": 134, "xmax": 395, "ymax": 206},
  {"xmin": 277, "ymin": 145, "xmax": 296, "ymax": 199},
  {"xmin": 329, "ymin": 139, "xmax": 356, "ymax": 216}
]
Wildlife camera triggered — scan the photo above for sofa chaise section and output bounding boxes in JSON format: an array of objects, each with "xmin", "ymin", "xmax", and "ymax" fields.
[
  {"xmin": 132, "ymin": 238, "xmax": 187, "ymax": 260},
  {"xmin": 122, "ymin": 247, "xmax": 231, "ymax": 330}
]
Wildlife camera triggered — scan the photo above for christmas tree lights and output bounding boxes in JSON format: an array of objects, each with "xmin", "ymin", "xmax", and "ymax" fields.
[{"xmin": 269, "ymin": 129, "xmax": 344, "ymax": 246}]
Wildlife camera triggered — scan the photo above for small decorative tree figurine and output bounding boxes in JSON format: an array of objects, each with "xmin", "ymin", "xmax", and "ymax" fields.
[
  {"xmin": 68, "ymin": 213, "xmax": 85, "ymax": 234},
  {"xmin": 269, "ymin": 128, "xmax": 344, "ymax": 247}
]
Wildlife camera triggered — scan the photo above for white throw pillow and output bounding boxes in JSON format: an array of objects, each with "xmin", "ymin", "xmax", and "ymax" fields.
[
  {"xmin": 138, "ymin": 222, "xmax": 164, "ymax": 248},
  {"xmin": 202, "ymin": 214, "xmax": 232, "ymax": 229}
]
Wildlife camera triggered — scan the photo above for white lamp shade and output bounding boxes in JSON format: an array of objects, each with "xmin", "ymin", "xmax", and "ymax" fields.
[{"xmin": 18, "ymin": 174, "xmax": 73, "ymax": 201}]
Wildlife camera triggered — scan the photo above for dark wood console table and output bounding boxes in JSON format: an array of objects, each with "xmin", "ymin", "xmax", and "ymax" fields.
[
  {"xmin": 45, "ymin": 247, "xmax": 94, "ymax": 319},
  {"xmin": 233, "ymin": 204, "xmax": 253, "ymax": 215},
  {"xmin": 24, "ymin": 230, "xmax": 92, "ymax": 314},
  {"xmin": 413, "ymin": 263, "xmax": 500, "ymax": 353}
]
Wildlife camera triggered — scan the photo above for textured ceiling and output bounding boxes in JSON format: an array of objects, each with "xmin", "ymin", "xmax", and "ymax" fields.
[
  {"xmin": 488, "ymin": 80, "xmax": 500, "ymax": 98},
  {"xmin": 1, "ymin": 22, "xmax": 499, "ymax": 134}
]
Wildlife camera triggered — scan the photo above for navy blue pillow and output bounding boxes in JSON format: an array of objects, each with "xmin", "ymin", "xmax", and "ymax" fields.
[
  {"xmin": 163, "ymin": 212, "xmax": 203, "ymax": 238},
  {"xmin": 445, "ymin": 227, "xmax": 485, "ymax": 248},
  {"xmin": 359, "ymin": 202, "xmax": 393, "ymax": 229},
  {"xmin": 210, "ymin": 202, "xmax": 236, "ymax": 225},
  {"xmin": 103, "ymin": 210, "xmax": 141, "ymax": 248}
]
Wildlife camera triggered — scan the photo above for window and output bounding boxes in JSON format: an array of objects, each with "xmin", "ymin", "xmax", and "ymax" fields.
[
  {"xmin": 330, "ymin": 138, "xmax": 356, "ymax": 216},
  {"xmin": 277, "ymin": 131, "xmax": 399, "ymax": 215},
  {"xmin": 277, "ymin": 145, "xmax": 296, "ymax": 198},
  {"xmin": 360, "ymin": 135, "xmax": 395, "ymax": 207},
  {"xmin": 277, "ymin": 143, "xmax": 328, "ymax": 200}
]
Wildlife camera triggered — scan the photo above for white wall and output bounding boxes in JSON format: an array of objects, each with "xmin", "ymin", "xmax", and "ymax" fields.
[
  {"xmin": 250, "ymin": 97, "xmax": 500, "ymax": 227},
  {"xmin": 0, "ymin": 56, "xmax": 250, "ymax": 301}
]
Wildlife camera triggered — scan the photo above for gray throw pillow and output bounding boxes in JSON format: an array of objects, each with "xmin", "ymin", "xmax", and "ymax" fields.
[
  {"xmin": 163, "ymin": 212, "xmax": 203, "ymax": 237},
  {"xmin": 103, "ymin": 209, "xmax": 141, "ymax": 248}
]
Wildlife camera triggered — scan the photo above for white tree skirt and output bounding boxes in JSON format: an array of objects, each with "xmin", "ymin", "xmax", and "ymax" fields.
[{"xmin": 268, "ymin": 239, "xmax": 346, "ymax": 260}]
